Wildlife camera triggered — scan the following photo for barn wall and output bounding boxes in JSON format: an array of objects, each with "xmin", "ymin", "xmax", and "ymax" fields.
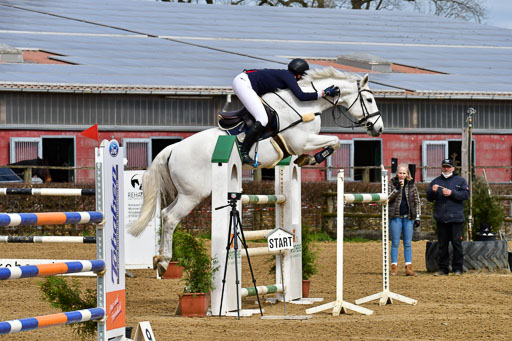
[{"xmin": 1, "ymin": 129, "xmax": 511, "ymax": 183}]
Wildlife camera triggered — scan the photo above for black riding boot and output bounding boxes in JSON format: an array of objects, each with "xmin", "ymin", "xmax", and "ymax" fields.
[{"xmin": 241, "ymin": 121, "xmax": 264, "ymax": 167}]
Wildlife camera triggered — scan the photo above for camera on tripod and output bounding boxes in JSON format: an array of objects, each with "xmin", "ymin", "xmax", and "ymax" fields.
[{"xmin": 228, "ymin": 192, "xmax": 242, "ymax": 202}]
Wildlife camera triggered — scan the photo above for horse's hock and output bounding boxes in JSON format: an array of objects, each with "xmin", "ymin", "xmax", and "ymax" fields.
[{"xmin": 425, "ymin": 240, "xmax": 511, "ymax": 272}]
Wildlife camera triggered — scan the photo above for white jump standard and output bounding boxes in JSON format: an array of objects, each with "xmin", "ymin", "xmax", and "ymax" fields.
[
  {"xmin": 354, "ymin": 169, "xmax": 417, "ymax": 307},
  {"xmin": 211, "ymin": 135, "xmax": 306, "ymax": 317},
  {"xmin": 306, "ymin": 169, "xmax": 416, "ymax": 317}
]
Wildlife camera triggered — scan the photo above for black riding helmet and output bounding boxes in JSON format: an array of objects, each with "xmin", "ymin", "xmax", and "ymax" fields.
[{"xmin": 288, "ymin": 58, "xmax": 309, "ymax": 77}]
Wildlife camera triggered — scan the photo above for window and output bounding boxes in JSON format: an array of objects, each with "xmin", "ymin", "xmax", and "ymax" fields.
[
  {"xmin": 422, "ymin": 141, "xmax": 448, "ymax": 182},
  {"xmin": 123, "ymin": 137, "xmax": 183, "ymax": 169},
  {"xmin": 422, "ymin": 139, "xmax": 476, "ymax": 182},
  {"xmin": 123, "ymin": 138, "xmax": 150, "ymax": 169},
  {"xmin": 9, "ymin": 137, "xmax": 41, "ymax": 162}
]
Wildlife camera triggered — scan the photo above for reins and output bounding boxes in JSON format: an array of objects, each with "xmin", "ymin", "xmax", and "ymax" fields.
[
  {"xmin": 267, "ymin": 92, "xmax": 321, "ymax": 135},
  {"xmin": 269, "ymin": 79, "xmax": 381, "ymax": 134}
]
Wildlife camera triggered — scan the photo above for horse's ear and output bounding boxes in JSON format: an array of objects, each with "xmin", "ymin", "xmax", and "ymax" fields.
[{"xmin": 361, "ymin": 74, "xmax": 369, "ymax": 88}]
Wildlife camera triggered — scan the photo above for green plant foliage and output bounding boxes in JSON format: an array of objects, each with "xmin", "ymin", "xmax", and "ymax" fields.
[
  {"xmin": 178, "ymin": 232, "xmax": 219, "ymax": 293},
  {"xmin": 171, "ymin": 228, "xmax": 188, "ymax": 262},
  {"xmin": 471, "ymin": 176, "xmax": 505, "ymax": 236},
  {"xmin": 301, "ymin": 224, "xmax": 318, "ymax": 280},
  {"xmin": 38, "ymin": 276, "xmax": 96, "ymax": 340},
  {"xmin": 309, "ymin": 231, "xmax": 334, "ymax": 242}
]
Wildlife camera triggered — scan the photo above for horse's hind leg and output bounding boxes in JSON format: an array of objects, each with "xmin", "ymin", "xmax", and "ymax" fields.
[{"xmin": 156, "ymin": 194, "xmax": 200, "ymax": 276}]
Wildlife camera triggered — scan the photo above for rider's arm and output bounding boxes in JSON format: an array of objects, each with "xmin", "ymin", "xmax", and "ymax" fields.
[{"xmin": 284, "ymin": 74, "xmax": 321, "ymax": 101}]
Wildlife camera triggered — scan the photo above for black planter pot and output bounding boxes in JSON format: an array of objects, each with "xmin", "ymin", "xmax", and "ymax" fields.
[{"xmin": 425, "ymin": 240, "xmax": 510, "ymax": 272}]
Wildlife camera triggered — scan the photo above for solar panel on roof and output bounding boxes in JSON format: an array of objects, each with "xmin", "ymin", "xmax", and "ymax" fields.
[{"xmin": 0, "ymin": 0, "xmax": 511, "ymax": 94}]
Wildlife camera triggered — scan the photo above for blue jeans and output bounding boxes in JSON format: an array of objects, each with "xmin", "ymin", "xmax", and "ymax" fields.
[{"xmin": 389, "ymin": 217, "xmax": 413, "ymax": 264}]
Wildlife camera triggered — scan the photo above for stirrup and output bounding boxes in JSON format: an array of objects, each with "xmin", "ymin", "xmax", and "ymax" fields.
[{"xmin": 242, "ymin": 154, "xmax": 259, "ymax": 168}]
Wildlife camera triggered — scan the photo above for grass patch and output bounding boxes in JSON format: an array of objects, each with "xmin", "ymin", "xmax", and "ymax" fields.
[
  {"xmin": 310, "ymin": 231, "xmax": 334, "ymax": 242},
  {"xmin": 343, "ymin": 237, "xmax": 377, "ymax": 242}
]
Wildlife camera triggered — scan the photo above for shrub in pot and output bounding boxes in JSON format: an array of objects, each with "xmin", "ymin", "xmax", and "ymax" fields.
[
  {"xmin": 177, "ymin": 232, "xmax": 218, "ymax": 317},
  {"xmin": 163, "ymin": 228, "xmax": 187, "ymax": 279},
  {"xmin": 301, "ymin": 224, "xmax": 318, "ymax": 298}
]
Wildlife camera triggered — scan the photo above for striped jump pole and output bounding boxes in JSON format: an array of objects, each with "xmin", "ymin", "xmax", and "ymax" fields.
[
  {"xmin": 0, "ymin": 188, "xmax": 95, "ymax": 196},
  {"xmin": 0, "ymin": 260, "xmax": 105, "ymax": 280},
  {"xmin": 0, "ymin": 212, "xmax": 103, "ymax": 227},
  {"xmin": 0, "ymin": 308, "xmax": 104, "ymax": 335},
  {"xmin": 0, "ymin": 139, "xmax": 127, "ymax": 340},
  {"xmin": 0, "ymin": 236, "xmax": 96, "ymax": 243},
  {"xmin": 241, "ymin": 284, "xmax": 283, "ymax": 297},
  {"xmin": 241, "ymin": 195, "xmax": 286, "ymax": 205}
]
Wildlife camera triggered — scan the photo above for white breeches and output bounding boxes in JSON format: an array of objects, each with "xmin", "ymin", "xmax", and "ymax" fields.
[{"xmin": 232, "ymin": 72, "xmax": 268, "ymax": 126}]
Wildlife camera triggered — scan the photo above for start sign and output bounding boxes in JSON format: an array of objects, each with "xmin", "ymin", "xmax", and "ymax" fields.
[{"xmin": 265, "ymin": 227, "xmax": 294, "ymax": 252}]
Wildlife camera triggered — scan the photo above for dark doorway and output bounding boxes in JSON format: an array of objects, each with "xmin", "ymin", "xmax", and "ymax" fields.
[
  {"xmin": 151, "ymin": 137, "xmax": 182, "ymax": 161},
  {"xmin": 354, "ymin": 140, "xmax": 382, "ymax": 182},
  {"xmin": 42, "ymin": 137, "xmax": 75, "ymax": 182},
  {"xmin": 448, "ymin": 140, "xmax": 475, "ymax": 170}
]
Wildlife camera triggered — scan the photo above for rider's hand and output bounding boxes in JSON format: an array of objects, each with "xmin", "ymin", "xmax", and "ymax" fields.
[{"xmin": 323, "ymin": 85, "xmax": 339, "ymax": 97}]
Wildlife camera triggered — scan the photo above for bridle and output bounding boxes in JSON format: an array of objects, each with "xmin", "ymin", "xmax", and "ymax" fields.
[
  {"xmin": 269, "ymin": 79, "xmax": 381, "ymax": 135},
  {"xmin": 320, "ymin": 80, "xmax": 382, "ymax": 132}
]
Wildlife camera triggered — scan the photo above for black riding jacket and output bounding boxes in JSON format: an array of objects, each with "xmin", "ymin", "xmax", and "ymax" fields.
[
  {"xmin": 426, "ymin": 172, "xmax": 469, "ymax": 223},
  {"xmin": 245, "ymin": 69, "xmax": 318, "ymax": 101}
]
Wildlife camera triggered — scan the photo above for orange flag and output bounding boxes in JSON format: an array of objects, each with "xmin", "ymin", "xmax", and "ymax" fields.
[{"xmin": 80, "ymin": 124, "xmax": 99, "ymax": 142}]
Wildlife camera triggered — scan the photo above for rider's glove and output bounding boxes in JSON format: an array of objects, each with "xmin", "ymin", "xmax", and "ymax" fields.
[{"xmin": 323, "ymin": 85, "xmax": 339, "ymax": 97}]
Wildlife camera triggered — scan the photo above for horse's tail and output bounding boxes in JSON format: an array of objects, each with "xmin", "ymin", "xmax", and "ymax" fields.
[{"xmin": 128, "ymin": 145, "xmax": 176, "ymax": 237}]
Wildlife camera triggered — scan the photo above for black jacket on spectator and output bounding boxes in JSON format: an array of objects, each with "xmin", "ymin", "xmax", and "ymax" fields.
[{"xmin": 426, "ymin": 172, "xmax": 469, "ymax": 223}]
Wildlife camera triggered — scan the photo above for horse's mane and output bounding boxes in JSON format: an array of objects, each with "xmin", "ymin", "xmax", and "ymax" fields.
[{"xmin": 300, "ymin": 67, "xmax": 359, "ymax": 85}]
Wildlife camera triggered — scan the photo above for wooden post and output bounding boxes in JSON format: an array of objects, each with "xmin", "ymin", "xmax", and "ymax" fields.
[
  {"xmin": 325, "ymin": 190, "xmax": 334, "ymax": 234},
  {"xmin": 23, "ymin": 168, "xmax": 32, "ymax": 184},
  {"xmin": 466, "ymin": 108, "xmax": 475, "ymax": 240},
  {"xmin": 362, "ymin": 168, "xmax": 370, "ymax": 183}
]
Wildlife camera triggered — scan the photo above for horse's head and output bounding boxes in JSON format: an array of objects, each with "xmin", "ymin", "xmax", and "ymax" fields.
[
  {"xmin": 302, "ymin": 68, "xmax": 383, "ymax": 137},
  {"xmin": 35, "ymin": 158, "xmax": 52, "ymax": 183},
  {"xmin": 337, "ymin": 74, "xmax": 382, "ymax": 137}
]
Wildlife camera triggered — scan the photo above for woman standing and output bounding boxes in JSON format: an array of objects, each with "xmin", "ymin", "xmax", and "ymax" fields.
[{"xmin": 388, "ymin": 163, "xmax": 421, "ymax": 276}]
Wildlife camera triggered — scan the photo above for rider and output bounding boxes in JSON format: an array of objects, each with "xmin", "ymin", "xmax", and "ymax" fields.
[{"xmin": 232, "ymin": 58, "xmax": 340, "ymax": 167}]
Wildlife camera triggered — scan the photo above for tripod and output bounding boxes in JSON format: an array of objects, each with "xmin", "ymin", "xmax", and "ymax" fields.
[{"xmin": 216, "ymin": 192, "xmax": 263, "ymax": 319}]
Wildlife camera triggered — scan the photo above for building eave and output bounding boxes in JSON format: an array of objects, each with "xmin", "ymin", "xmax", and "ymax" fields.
[
  {"xmin": 1, "ymin": 83, "xmax": 512, "ymax": 100},
  {"xmin": 0, "ymin": 82, "xmax": 233, "ymax": 95}
]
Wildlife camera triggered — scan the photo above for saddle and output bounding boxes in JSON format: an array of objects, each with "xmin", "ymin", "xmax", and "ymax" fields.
[
  {"xmin": 217, "ymin": 104, "xmax": 292, "ymax": 165},
  {"xmin": 217, "ymin": 103, "xmax": 279, "ymax": 141}
]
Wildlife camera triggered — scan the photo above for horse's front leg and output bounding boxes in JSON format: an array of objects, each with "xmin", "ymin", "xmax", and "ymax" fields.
[
  {"xmin": 303, "ymin": 134, "xmax": 341, "ymax": 152},
  {"xmin": 295, "ymin": 135, "xmax": 340, "ymax": 166}
]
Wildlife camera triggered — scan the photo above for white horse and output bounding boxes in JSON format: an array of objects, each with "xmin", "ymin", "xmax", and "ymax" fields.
[{"xmin": 129, "ymin": 67, "xmax": 383, "ymax": 275}]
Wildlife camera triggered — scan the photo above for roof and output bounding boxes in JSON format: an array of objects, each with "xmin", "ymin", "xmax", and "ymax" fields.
[{"xmin": 1, "ymin": 0, "xmax": 512, "ymax": 98}]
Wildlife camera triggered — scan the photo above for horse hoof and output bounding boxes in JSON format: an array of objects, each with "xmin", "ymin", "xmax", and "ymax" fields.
[
  {"xmin": 295, "ymin": 154, "xmax": 314, "ymax": 167},
  {"xmin": 153, "ymin": 256, "xmax": 163, "ymax": 270},
  {"xmin": 157, "ymin": 261, "xmax": 169, "ymax": 277}
]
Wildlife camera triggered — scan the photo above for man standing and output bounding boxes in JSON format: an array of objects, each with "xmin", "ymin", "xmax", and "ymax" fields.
[{"xmin": 426, "ymin": 159, "xmax": 470, "ymax": 275}]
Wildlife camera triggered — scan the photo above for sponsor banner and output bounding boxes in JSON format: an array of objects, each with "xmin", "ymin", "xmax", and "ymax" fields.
[{"xmin": 124, "ymin": 170, "xmax": 159, "ymax": 269}]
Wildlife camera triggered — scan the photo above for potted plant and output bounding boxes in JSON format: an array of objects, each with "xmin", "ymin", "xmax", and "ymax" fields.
[
  {"xmin": 177, "ymin": 232, "xmax": 219, "ymax": 317},
  {"xmin": 163, "ymin": 228, "xmax": 187, "ymax": 279},
  {"xmin": 301, "ymin": 224, "xmax": 318, "ymax": 298},
  {"xmin": 471, "ymin": 176, "xmax": 505, "ymax": 239}
]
